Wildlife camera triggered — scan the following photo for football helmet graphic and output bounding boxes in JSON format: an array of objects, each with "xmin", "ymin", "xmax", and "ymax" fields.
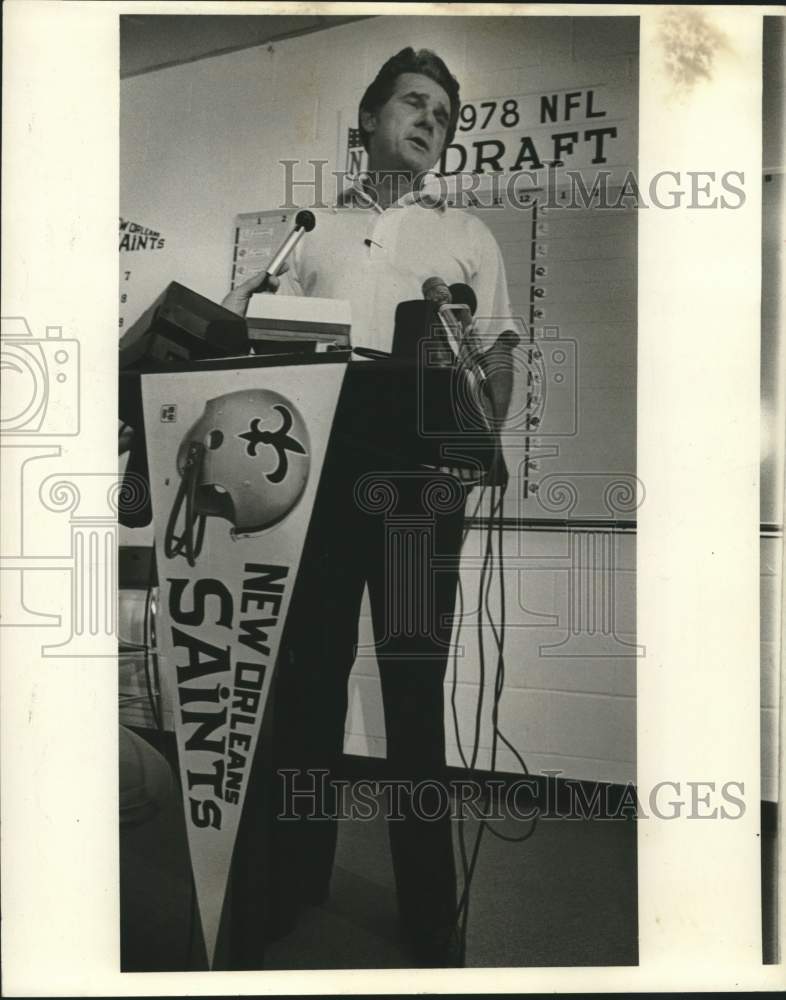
[{"xmin": 164, "ymin": 389, "xmax": 311, "ymax": 566}]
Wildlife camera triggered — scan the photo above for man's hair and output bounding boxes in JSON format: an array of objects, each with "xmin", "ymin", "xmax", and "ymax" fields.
[{"xmin": 357, "ymin": 47, "xmax": 460, "ymax": 154}]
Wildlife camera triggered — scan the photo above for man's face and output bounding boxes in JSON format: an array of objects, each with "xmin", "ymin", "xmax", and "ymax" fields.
[{"xmin": 362, "ymin": 72, "xmax": 452, "ymax": 174}]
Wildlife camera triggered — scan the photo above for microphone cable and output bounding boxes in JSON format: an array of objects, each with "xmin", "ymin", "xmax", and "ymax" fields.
[
  {"xmin": 448, "ymin": 470, "xmax": 539, "ymax": 965},
  {"xmin": 142, "ymin": 548, "xmax": 164, "ymax": 734},
  {"xmin": 446, "ymin": 478, "xmax": 494, "ymax": 959},
  {"xmin": 449, "ymin": 481, "xmax": 489, "ymax": 770},
  {"xmin": 452, "ymin": 483, "xmax": 499, "ymax": 964}
]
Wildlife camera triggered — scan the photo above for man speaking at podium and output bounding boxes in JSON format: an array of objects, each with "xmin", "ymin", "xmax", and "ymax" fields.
[{"xmin": 223, "ymin": 47, "xmax": 516, "ymax": 968}]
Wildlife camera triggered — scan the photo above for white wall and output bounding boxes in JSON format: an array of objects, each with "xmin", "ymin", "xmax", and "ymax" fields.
[{"xmin": 345, "ymin": 526, "xmax": 637, "ymax": 786}]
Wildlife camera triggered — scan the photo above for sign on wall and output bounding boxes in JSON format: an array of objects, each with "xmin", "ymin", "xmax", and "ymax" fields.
[
  {"xmin": 119, "ymin": 216, "xmax": 176, "ymax": 339},
  {"xmin": 230, "ymin": 211, "xmax": 292, "ymax": 291},
  {"xmin": 339, "ymin": 83, "xmax": 635, "ymax": 182}
]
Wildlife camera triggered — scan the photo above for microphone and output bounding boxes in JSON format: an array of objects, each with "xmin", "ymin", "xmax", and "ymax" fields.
[
  {"xmin": 422, "ymin": 276, "xmax": 452, "ymax": 306},
  {"xmin": 421, "ymin": 276, "xmax": 457, "ymax": 363},
  {"xmin": 265, "ymin": 210, "xmax": 316, "ymax": 278},
  {"xmin": 440, "ymin": 282, "xmax": 488, "ymax": 424},
  {"xmin": 446, "ymin": 282, "xmax": 479, "ymax": 352},
  {"xmin": 423, "ymin": 277, "xmax": 476, "ymax": 358},
  {"xmin": 449, "ymin": 282, "xmax": 477, "ymax": 316}
]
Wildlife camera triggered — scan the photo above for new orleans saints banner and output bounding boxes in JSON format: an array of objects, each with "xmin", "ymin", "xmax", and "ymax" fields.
[{"xmin": 141, "ymin": 360, "xmax": 347, "ymax": 967}]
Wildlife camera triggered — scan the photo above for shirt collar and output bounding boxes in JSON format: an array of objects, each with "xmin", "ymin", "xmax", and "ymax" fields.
[{"xmin": 336, "ymin": 174, "xmax": 449, "ymax": 213}]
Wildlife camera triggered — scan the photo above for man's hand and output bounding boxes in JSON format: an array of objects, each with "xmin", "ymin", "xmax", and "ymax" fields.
[{"xmin": 220, "ymin": 263, "xmax": 288, "ymax": 317}]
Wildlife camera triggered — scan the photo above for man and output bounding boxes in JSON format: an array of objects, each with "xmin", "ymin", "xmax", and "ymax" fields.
[
  {"xmin": 224, "ymin": 47, "xmax": 516, "ymax": 387},
  {"xmin": 224, "ymin": 47, "xmax": 517, "ymax": 968}
]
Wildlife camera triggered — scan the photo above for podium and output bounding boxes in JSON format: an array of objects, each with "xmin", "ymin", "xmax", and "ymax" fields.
[{"xmin": 121, "ymin": 306, "xmax": 500, "ymax": 969}]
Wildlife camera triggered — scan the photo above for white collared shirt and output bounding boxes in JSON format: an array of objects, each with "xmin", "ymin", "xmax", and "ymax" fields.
[{"xmin": 280, "ymin": 182, "xmax": 515, "ymax": 354}]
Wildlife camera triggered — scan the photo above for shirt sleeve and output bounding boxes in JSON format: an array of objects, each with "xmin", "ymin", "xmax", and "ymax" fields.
[{"xmin": 466, "ymin": 215, "xmax": 520, "ymax": 347}]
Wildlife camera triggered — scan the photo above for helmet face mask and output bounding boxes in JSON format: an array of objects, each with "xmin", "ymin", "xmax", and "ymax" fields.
[
  {"xmin": 192, "ymin": 481, "xmax": 233, "ymax": 521},
  {"xmin": 165, "ymin": 389, "xmax": 311, "ymax": 565}
]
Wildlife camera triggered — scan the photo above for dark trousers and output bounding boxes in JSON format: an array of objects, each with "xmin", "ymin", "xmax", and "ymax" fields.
[{"xmin": 267, "ymin": 443, "xmax": 467, "ymax": 964}]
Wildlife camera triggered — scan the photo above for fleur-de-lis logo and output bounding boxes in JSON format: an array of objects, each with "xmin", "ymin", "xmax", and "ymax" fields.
[{"xmin": 237, "ymin": 404, "xmax": 307, "ymax": 484}]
